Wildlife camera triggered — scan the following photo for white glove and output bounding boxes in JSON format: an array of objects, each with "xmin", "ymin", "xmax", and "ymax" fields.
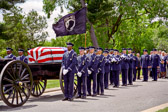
[
  {"xmin": 112, "ymin": 58, "xmax": 116, "ymax": 62},
  {"xmin": 77, "ymin": 72, "xmax": 82, "ymax": 77},
  {"xmin": 88, "ymin": 70, "xmax": 92, "ymax": 74},
  {"xmin": 63, "ymin": 69, "xmax": 68, "ymax": 75}
]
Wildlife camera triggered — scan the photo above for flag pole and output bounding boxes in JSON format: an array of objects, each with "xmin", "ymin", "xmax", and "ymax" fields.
[{"xmin": 85, "ymin": 32, "xmax": 86, "ymax": 48}]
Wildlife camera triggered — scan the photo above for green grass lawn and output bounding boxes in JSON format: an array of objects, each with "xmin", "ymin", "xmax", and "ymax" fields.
[
  {"xmin": 46, "ymin": 80, "xmax": 60, "ymax": 89},
  {"xmin": 157, "ymin": 107, "xmax": 168, "ymax": 112}
]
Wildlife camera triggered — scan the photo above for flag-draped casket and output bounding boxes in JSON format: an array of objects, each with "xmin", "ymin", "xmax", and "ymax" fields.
[{"xmin": 27, "ymin": 47, "xmax": 67, "ymax": 63}]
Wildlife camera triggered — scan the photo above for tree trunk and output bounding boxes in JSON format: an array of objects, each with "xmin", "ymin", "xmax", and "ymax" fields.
[{"xmin": 80, "ymin": 0, "xmax": 99, "ymax": 48}]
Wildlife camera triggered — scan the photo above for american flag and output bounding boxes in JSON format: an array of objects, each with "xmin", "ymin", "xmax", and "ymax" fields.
[{"xmin": 27, "ymin": 47, "xmax": 67, "ymax": 63}]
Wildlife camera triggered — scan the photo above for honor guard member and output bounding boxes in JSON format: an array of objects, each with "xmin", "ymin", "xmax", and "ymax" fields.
[
  {"xmin": 120, "ymin": 48, "xmax": 129, "ymax": 86},
  {"xmin": 151, "ymin": 48, "xmax": 160, "ymax": 81},
  {"xmin": 96, "ymin": 48, "xmax": 105, "ymax": 95},
  {"xmin": 141, "ymin": 49, "xmax": 150, "ymax": 81},
  {"xmin": 62, "ymin": 42, "xmax": 77, "ymax": 101},
  {"xmin": 76, "ymin": 47, "xmax": 89, "ymax": 99},
  {"xmin": 16, "ymin": 49, "xmax": 28, "ymax": 64},
  {"xmin": 4, "ymin": 47, "xmax": 16, "ymax": 60},
  {"xmin": 132, "ymin": 51, "xmax": 138, "ymax": 81},
  {"xmin": 103, "ymin": 50, "xmax": 110, "ymax": 89},
  {"xmin": 111, "ymin": 49, "xmax": 121, "ymax": 88},
  {"xmin": 87, "ymin": 46, "xmax": 98, "ymax": 96},
  {"xmin": 127, "ymin": 48, "xmax": 134, "ymax": 85},
  {"xmin": 109, "ymin": 49, "xmax": 114, "ymax": 85}
]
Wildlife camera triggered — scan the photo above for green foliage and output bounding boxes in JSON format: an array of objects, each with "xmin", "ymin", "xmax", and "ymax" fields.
[
  {"xmin": 42, "ymin": 0, "xmax": 168, "ymax": 53},
  {"xmin": 0, "ymin": 6, "xmax": 48, "ymax": 57}
]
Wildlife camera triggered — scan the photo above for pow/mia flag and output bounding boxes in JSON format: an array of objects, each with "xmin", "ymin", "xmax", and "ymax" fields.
[{"xmin": 53, "ymin": 7, "xmax": 86, "ymax": 37}]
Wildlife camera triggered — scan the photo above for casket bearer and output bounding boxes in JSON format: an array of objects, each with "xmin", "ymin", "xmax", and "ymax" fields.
[
  {"xmin": 86, "ymin": 46, "xmax": 99, "ymax": 96},
  {"xmin": 120, "ymin": 48, "xmax": 129, "ymax": 86},
  {"xmin": 111, "ymin": 49, "xmax": 121, "ymax": 88},
  {"xmin": 62, "ymin": 42, "xmax": 77, "ymax": 101},
  {"xmin": 103, "ymin": 50, "xmax": 110, "ymax": 89},
  {"xmin": 96, "ymin": 48, "xmax": 105, "ymax": 95},
  {"xmin": 76, "ymin": 47, "xmax": 89, "ymax": 99}
]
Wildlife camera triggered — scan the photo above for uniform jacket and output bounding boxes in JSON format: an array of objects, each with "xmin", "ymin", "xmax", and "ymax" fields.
[
  {"xmin": 110, "ymin": 55, "xmax": 121, "ymax": 71},
  {"xmin": 4, "ymin": 54, "xmax": 16, "ymax": 60},
  {"xmin": 151, "ymin": 54, "xmax": 160, "ymax": 68},
  {"xmin": 62, "ymin": 50, "xmax": 77, "ymax": 73},
  {"xmin": 16, "ymin": 55, "xmax": 28, "ymax": 64},
  {"xmin": 86, "ymin": 53, "xmax": 99, "ymax": 73},
  {"xmin": 141, "ymin": 54, "xmax": 150, "ymax": 68},
  {"xmin": 77, "ymin": 54, "xmax": 89, "ymax": 76},
  {"xmin": 121, "ymin": 54, "xmax": 129, "ymax": 70},
  {"xmin": 104, "ymin": 55, "xmax": 110, "ymax": 73},
  {"xmin": 97, "ymin": 54, "xmax": 105, "ymax": 74},
  {"xmin": 132, "ymin": 56, "xmax": 138, "ymax": 69},
  {"xmin": 128, "ymin": 53, "xmax": 134, "ymax": 69}
]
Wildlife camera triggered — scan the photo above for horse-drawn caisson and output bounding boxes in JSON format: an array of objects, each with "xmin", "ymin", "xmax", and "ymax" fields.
[{"xmin": 0, "ymin": 47, "xmax": 77, "ymax": 107}]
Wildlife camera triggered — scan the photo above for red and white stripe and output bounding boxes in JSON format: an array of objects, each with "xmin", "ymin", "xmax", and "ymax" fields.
[{"xmin": 27, "ymin": 47, "xmax": 66, "ymax": 63}]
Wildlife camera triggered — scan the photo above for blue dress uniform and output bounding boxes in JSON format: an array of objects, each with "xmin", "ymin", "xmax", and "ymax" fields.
[
  {"xmin": 120, "ymin": 48, "xmax": 129, "ymax": 86},
  {"xmin": 76, "ymin": 47, "xmax": 89, "ymax": 99},
  {"xmin": 4, "ymin": 48, "xmax": 16, "ymax": 60},
  {"xmin": 62, "ymin": 43, "xmax": 77, "ymax": 101},
  {"xmin": 103, "ymin": 50, "xmax": 110, "ymax": 89},
  {"xmin": 132, "ymin": 52, "xmax": 138, "ymax": 81},
  {"xmin": 96, "ymin": 48, "xmax": 105, "ymax": 95},
  {"xmin": 16, "ymin": 49, "xmax": 28, "ymax": 64},
  {"xmin": 111, "ymin": 50, "xmax": 121, "ymax": 87},
  {"xmin": 127, "ymin": 48, "xmax": 134, "ymax": 85},
  {"xmin": 141, "ymin": 49, "xmax": 150, "ymax": 81},
  {"xmin": 109, "ymin": 49, "xmax": 114, "ymax": 85},
  {"xmin": 87, "ymin": 46, "xmax": 99, "ymax": 96},
  {"xmin": 151, "ymin": 48, "xmax": 160, "ymax": 81}
]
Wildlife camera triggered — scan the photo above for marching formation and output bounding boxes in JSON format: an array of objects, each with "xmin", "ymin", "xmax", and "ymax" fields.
[{"xmin": 61, "ymin": 42, "xmax": 168, "ymax": 101}]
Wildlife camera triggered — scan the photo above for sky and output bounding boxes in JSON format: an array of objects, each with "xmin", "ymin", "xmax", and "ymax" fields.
[{"xmin": 0, "ymin": 0, "xmax": 68, "ymax": 40}]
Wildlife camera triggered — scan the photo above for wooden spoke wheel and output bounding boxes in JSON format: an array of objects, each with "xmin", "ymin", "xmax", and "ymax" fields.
[
  {"xmin": 0, "ymin": 60, "xmax": 32, "ymax": 107},
  {"xmin": 59, "ymin": 67, "xmax": 78, "ymax": 97},
  {"xmin": 31, "ymin": 79, "xmax": 47, "ymax": 97}
]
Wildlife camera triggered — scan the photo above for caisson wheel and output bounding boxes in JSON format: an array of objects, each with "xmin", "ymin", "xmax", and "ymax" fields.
[{"xmin": 0, "ymin": 60, "xmax": 32, "ymax": 107}]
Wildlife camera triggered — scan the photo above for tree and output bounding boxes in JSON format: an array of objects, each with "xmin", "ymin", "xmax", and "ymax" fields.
[
  {"xmin": 1, "ymin": 6, "xmax": 48, "ymax": 56},
  {"xmin": 43, "ymin": 0, "xmax": 168, "ymax": 50}
]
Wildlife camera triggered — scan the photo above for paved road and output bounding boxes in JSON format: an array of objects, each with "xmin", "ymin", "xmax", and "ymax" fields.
[{"xmin": 0, "ymin": 78, "xmax": 168, "ymax": 112}]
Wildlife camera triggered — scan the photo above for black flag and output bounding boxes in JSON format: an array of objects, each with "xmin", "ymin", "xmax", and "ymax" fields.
[{"xmin": 53, "ymin": 7, "xmax": 86, "ymax": 37}]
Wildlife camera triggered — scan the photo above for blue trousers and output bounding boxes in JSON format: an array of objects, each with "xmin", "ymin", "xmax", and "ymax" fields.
[
  {"xmin": 122, "ymin": 69, "xmax": 128, "ymax": 85},
  {"xmin": 128, "ymin": 68, "xmax": 133, "ymax": 84},
  {"xmin": 112, "ymin": 70, "xmax": 120, "ymax": 87},
  {"xmin": 87, "ymin": 72, "xmax": 97, "ymax": 95},
  {"xmin": 152, "ymin": 68, "xmax": 158, "ymax": 81},
  {"xmin": 110, "ymin": 70, "xmax": 114, "ymax": 84},
  {"xmin": 104, "ymin": 72, "xmax": 109, "ymax": 88},
  {"xmin": 63, "ymin": 72, "xmax": 74, "ymax": 99},
  {"xmin": 77, "ymin": 75, "xmax": 87, "ymax": 96},
  {"xmin": 143, "ymin": 68, "xmax": 148, "ymax": 81},
  {"xmin": 97, "ymin": 73, "xmax": 104, "ymax": 94},
  {"xmin": 133, "ymin": 69, "xmax": 137, "ymax": 81}
]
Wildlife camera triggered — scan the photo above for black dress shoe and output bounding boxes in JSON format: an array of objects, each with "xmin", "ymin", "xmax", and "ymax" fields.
[
  {"xmin": 100, "ymin": 93, "xmax": 104, "ymax": 95},
  {"xmin": 68, "ymin": 98, "xmax": 73, "ymax": 101},
  {"xmin": 87, "ymin": 94, "xmax": 91, "ymax": 96},
  {"xmin": 62, "ymin": 98, "xmax": 68, "ymax": 101},
  {"xmin": 92, "ymin": 94, "xmax": 97, "ymax": 97},
  {"xmin": 105, "ymin": 87, "xmax": 109, "ymax": 89},
  {"xmin": 76, "ymin": 96, "xmax": 81, "ymax": 98},
  {"xmin": 81, "ymin": 96, "xmax": 86, "ymax": 99}
]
